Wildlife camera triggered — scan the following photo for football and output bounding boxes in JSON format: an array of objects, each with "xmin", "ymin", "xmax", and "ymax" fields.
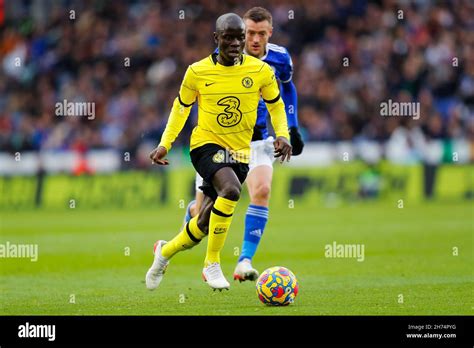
[{"xmin": 256, "ymin": 266, "xmax": 299, "ymax": 306}]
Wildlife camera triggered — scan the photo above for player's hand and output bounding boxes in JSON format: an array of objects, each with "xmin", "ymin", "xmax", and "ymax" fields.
[
  {"xmin": 273, "ymin": 136, "xmax": 292, "ymax": 162},
  {"xmin": 149, "ymin": 146, "xmax": 169, "ymax": 165},
  {"xmin": 289, "ymin": 127, "xmax": 304, "ymax": 156}
]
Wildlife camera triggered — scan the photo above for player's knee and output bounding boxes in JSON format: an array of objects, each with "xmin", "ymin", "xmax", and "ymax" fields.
[
  {"xmin": 219, "ymin": 183, "xmax": 241, "ymax": 201},
  {"xmin": 252, "ymin": 182, "xmax": 271, "ymax": 202}
]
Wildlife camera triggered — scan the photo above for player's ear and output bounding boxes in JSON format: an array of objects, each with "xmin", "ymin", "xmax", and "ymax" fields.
[
  {"xmin": 268, "ymin": 27, "xmax": 273, "ymax": 39},
  {"xmin": 213, "ymin": 32, "xmax": 219, "ymax": 44}
]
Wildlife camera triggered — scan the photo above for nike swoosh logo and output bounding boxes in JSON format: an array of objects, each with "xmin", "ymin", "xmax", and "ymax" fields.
[{"xmin": 205, "ymin": 82, "xmax": 216, "ymax": 86}]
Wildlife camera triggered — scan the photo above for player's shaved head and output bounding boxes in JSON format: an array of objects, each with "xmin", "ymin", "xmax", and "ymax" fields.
[
  {"xmin": 215, "ymin": 13, "xmax": 244, "ymax": 32},
  {"xmin": 213, "ymin": 13, "xmax": 245, "ymax": 66}
]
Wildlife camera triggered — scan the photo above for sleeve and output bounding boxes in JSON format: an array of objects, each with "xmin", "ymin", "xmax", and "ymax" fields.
[
  {"xmin": 260, "ymin": 64, "xmax": 289, "ymax": 140},
  {"xmin": 158, "ymin": 67, "xmax": 198, "ymax": 151},
  {"xmin": 281, "ymin": 79, "xmax": 298, "ymax": 128},
  {"xmin": 178, "ymin": 67, "xmax": 198, "ymax": 106},
  {"xmin": 260, "ymin": 63, "xmax": 280, "ymax": 103},
  {"xmin": 279, "ymin": 49, "xmax": 294, "ymax": 83}
]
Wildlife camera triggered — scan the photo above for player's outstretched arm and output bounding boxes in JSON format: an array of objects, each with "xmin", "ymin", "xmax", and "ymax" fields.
[
  {"xmin": 281, "ymin": 80, "xmax": 304, "ymax": 156},
  {"xmin": 150, "ymin": 67, "xmax": 197, "ymax": 166},
  {"xmin": 266, "ymin": 97, "xmax": 292, "ymax": 162},
  {"xmin": 260, "ymin": 64, "xmax": 292, "ymax": 162},
  {"xmin": 149, "ymin": 97, "xmax": 191, "ymax": 166}
]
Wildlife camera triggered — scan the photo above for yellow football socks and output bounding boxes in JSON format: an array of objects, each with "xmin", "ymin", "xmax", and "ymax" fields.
[
  {"xmin": 204, "ymin": 196, "xmax": 238, "ymax": 265},
  {"xmin": 161, "ymin": 216, "xmax": 206, "ymax": 259}
]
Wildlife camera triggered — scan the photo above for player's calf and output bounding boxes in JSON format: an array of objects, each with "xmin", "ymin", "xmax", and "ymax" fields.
[{"xmin": 146, "ymin": 217, "xmax": 206, "ymax": 290}]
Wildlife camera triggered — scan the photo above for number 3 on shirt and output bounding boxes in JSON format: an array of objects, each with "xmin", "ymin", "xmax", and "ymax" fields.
[{"xmin": 217, "ymin": 96, "xmax": 242, "ymax": 127}]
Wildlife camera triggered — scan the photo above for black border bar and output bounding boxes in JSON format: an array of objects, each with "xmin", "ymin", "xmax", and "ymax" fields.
[{"xmin": 0, "ymin": 316, "xmax": 472, "ymax": 346}]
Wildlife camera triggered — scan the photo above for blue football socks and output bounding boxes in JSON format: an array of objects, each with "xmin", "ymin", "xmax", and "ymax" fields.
[{"xmin": 239, "ymin": 204, "xmax": 269, "ymax": 262}]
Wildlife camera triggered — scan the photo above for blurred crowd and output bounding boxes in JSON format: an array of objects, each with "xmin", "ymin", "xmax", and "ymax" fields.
[{"xmin": 1, "ymin": 0, "xmax": 473, "ymax": 160}]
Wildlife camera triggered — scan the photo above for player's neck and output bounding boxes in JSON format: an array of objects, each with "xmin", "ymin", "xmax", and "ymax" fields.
[{"xmin": 216, "ymin": 54, "xmax": 242, "ymax": 66}]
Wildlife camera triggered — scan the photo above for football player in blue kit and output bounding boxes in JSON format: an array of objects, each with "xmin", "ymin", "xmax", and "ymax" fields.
[{"xmin": 184, "ymin": 7, "xmax": 304, "ymax": 281}]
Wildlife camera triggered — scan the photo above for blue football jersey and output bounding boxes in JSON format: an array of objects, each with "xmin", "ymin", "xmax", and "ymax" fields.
[{"xmin": 252, "ymin": 43, "xmax": 294, "ymax": 140}]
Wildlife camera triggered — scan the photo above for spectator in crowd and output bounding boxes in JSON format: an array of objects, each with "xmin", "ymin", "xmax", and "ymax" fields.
[{"xmin": 0, "ymin": 0, "xmax": 472, "ymax": 167}]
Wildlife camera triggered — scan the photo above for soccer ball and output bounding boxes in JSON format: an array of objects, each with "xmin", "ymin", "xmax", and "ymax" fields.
[{"xmin": 256, "ymin": 266, "xmax": 298, "ymax": 306}]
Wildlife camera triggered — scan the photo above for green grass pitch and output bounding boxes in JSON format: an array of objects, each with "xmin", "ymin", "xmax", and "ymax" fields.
[{"xmin": 0, "ymin": 200, "xmax": 472, "ymax": 315}]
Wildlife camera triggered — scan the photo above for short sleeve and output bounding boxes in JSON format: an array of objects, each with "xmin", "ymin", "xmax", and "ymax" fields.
[
  {"xmin": 179, "ymin": 67, "xmax": 198, "ymax": 106},
  {"xmin": 280, "ymin": 50, "xmax": 293, "ymax": 83},
  {"xmin": 260, "ymin": 63, "xmax": 280, "ymax": 103}
]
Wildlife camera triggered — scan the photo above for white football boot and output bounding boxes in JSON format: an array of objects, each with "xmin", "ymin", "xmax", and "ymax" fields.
[
  {"xmin": 202, "ymin": 262, "xmax": 230, "ymax": 291},
  {"xmin": 233, "ymin": 259, "xmax": 259, "ymax": 282},
  {"xmin": 145, "ymin": 240, "xmax": 169, "ymax": 290}
]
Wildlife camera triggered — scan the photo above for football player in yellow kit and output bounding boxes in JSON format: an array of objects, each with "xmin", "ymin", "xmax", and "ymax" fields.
[{"xmin": 145, "ymin": 13, "xmax": 291, "ymax": 291}]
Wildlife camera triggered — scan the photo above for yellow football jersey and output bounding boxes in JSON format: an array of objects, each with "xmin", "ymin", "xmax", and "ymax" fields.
[{"xmin": 159, "ymin": 53, "xmax": 289, "ymax": 163}]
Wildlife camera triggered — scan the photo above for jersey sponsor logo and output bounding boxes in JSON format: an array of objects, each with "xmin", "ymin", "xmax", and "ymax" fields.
[
  {"xmin": 241, "ymin": 76, "xmax": 253, "ymax": 88},
  {"xmin": 216, "ymin": 96, "xmax": 242, "ymax": 127},
  {"xmin": 205, "ymin": 82, "xmax": 216, "ymax": 86}
]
